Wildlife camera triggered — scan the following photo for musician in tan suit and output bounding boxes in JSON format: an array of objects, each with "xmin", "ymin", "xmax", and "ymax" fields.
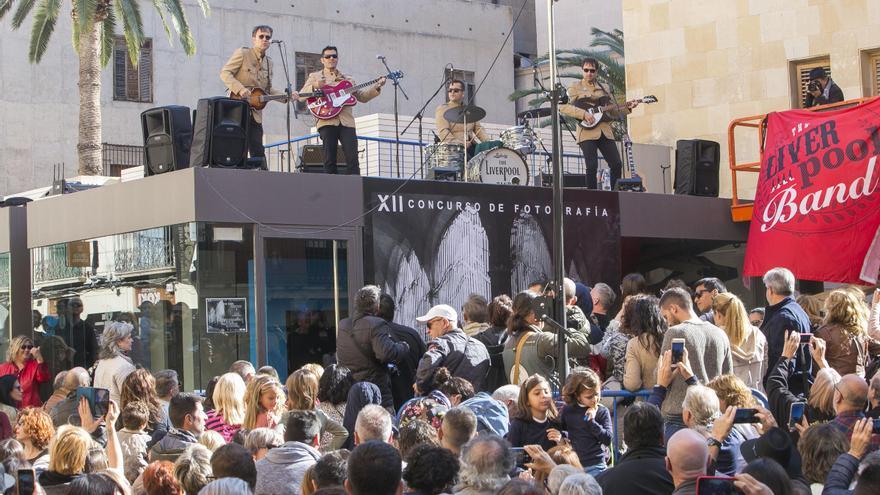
[
  {"xmin": 220, "ymin": 25, "xmax": 293, "ymax": 159},
  {"xmin": 559, "ymin": 57, "xmax": 637, "ymax": 190},
  {"xmin": 434, "ymin": 79, "xmax": 489, "ymax": 157},
  {"xmin": 299, "ymin": 46, "xmax": 386, "ymax": 175}
]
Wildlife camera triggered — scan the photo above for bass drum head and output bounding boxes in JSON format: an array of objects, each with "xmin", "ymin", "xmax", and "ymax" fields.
[{"xmin": 475, "ymin": 147, "xmax": 529, "ymax": 185}]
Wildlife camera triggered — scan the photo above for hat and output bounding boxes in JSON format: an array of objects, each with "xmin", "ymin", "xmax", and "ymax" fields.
[
  {"xmin": 415, "ymin": 304, "xmax": 458, "ymax": 325},
  {"xmin": 741, "ymin": 427, "xmax": 803, "ymax": 478},
  {"xmin": 808, "ymin": 67, "xmax": 826, "ymax": 80}
]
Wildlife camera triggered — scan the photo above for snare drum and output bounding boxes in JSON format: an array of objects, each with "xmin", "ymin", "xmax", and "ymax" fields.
[
  {"xmin": 425, "ymin": 143, "xmax": 465, "ymax": 170},
  {"xmin": 470, "ymin": 147, "xmax": 529, "ymax": 185},
  {"xmin": 500, "ymin": 126, "xmax": 537, "ymax": 155}
]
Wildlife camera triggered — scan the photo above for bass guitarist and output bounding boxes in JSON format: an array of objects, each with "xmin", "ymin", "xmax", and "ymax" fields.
[
  {"xmin": 559, "ymin": 57, "xmax": 638, "ymax": 190},
  {"xmin": 300, "ymin": 46, "xmax": 386, "ymax": 175},
  {"xmin": 220, "ymin": 25, "xmax": 295, "ymax": 159}
]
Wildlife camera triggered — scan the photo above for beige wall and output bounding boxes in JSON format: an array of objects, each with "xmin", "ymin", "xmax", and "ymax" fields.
[{"xmin": 622, "ymin": 0, "xmax": 880, "ymax": 199}]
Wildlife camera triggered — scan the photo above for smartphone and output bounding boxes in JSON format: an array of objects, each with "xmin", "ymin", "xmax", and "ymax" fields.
[
  {"xmin": 17, "ymin": 468, "xmax": 35, "ymax": 495},
  {"xmin": 789, "ymin": 401, "xmax": 806, "ymax": 431},
  {"xmin": 799, "ymin": 333, "xmax": 813, "ymax": 344},
  {"xmin": 671, "ymin": 338, "xmax": 685, "ymax": 364},
  {"xmin": 76, "ymin": 387, "xmax": 110, "ymax": 418},
  {"xmin": 511, "ymin": 447, "xmax": 532, "ymax": 468},
  {"xmin": 696, "ymin": 476, "xmax": 738, "ymax": 495},
  {"xmin": 733, "ymin": 408, "xmax": 759, "ymax": 424}
]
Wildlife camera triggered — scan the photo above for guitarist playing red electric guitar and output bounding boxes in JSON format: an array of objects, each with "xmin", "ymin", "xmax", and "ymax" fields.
[{"xmin": 299, "ymin": 45, "xmax": 387, "ymax": 175}]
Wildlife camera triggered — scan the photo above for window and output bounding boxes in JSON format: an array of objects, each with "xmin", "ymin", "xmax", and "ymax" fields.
[
  {"xmin": 113, "ymin": 37, "xmax": 153, "ymax": 102},
  {"xmin": 790, "ymin": 57, "xmax": 830, "ymax": 109},
  {"xmin": 295, "ymin": 52, "xmax": 323, "ymax": 113},
  {"xmin": 444, "ymin": 68, "xmax": 476, "ymax": 105},
  {"xmin": 861, "ymin": 49, "xmax": 880, "ymax": 97}
]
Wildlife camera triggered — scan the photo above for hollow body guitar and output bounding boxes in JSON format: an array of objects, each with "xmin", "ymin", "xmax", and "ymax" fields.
[{"xmin": 306, "ymin": 71, "xmax": 404, "ymax": 120}]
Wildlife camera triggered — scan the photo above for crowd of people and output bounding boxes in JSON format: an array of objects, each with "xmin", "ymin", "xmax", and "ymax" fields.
[{"xmin": 0, "ymin": 267, "xmax": 879, "ymax": 494}]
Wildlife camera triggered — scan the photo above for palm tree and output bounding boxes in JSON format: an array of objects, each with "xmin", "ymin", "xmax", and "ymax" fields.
[
  {"xmin": 510, "ymin": 28, "xmax": 626, "ymax": 132},
  {"xmin": 1, "ymin": 0, "xmax": 210, "ymax": 175}
]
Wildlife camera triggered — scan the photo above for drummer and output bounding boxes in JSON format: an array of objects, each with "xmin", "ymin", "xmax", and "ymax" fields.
[{"xmin": 435, "ymin": 79, "xmax": 489, "ymax": 157}]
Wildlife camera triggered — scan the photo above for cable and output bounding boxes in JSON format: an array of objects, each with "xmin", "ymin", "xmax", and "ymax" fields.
[{"xmin": 467, "ymin": 0, "xmax": 529, "ymax": 106}]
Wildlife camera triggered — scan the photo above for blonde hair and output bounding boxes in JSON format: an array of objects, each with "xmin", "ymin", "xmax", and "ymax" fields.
[
  {"xmin": 823, "ymin": 289, "xmax": 868, "ymax": 336},
  {"xmin": 712, "ymin": 293, "xmax": 751, "ymax": 347},
  {"xmin": 211, "ymin": 373, "xmax": 247, "ymax": 426},
  {"xmin": 243, "ymin": 375, "xmax": 285, "ymax": 429},
  {"xmin": 707, "ymin": 374, "xmax": 756, "ymax": 408},
  {"xmin": 198, "ymin": 430, "xmax": 226, "ymax": 452},
  {"xmin": 808, "ymin": 368, "xmax": 842, "ymax": 416},
  {"xmin": 797, "ymin": 294, "xmax": 825, "ymax": 328},
  {"xmin": 286, "ymin": 369, "xmax": 319, "ymax": 411},
  {"xmin": 301, "ymin": 363, "xmax": 324, "ymax": 380},
  {"xmin": 5, "ymin": 336, "xmax": 33, "ymax": 364},
  {"xmin": 48, "ymin": 425, "xmax": 95, "ymax": 475}
]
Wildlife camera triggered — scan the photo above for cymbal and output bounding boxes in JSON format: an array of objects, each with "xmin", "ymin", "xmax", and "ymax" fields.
[
  {"xmin": 444, "ymin": 105, "xmax": 486, "ymax": 124},
  {"xmin": 517, "ymin": 107, "xmax": 551, "ymax": 119}
]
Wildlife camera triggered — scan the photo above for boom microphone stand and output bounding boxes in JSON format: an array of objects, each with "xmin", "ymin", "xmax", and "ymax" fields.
[
  {"xmin": 402, "ymin": 75, "xmax": 449, "ymax": 173},
  {"xmin": 378, "ymin": 55, "xmax": 409, "ymax": 177},
  {"xmin": 274, "ymin": 41, "xmax": 295, "ymax": 173}
]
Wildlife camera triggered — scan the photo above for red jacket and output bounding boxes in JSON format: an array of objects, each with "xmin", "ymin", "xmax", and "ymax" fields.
[{"xmin": 0, "ymin": 360, "xmax": 50, "ymax": 408}]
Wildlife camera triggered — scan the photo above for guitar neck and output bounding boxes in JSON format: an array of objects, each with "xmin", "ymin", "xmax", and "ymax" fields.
[
  {"xmin": 623, "ymin": 135, "xmax": 637, "ymax": 176},
  {"xmin": 343, "ymin": 76, "xmax": 384, "ymax": 94}
]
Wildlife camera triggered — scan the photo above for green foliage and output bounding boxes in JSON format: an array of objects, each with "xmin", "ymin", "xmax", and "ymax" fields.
[{"xmin": 28, "ymin": 0, "xmax": 62, "ymax": 63}]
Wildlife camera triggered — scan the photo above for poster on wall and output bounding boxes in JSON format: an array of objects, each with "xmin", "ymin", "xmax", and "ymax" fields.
[
  {"xmin": 363, "ymin": 178, "xmax": 621, "ymax": 327},
  {"xmin": 743, "ymin": 97, "xmax": 880, "ymax": 284},
  {"xmin": 206, "ymin": 298, "xmax": 248, "ymax": 333}
]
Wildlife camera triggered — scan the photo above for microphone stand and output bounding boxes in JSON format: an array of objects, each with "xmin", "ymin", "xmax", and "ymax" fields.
[
  {"xmin": 535, "ymin": 71, "xmax": 577, "ymax": 182},
  {"xmin": 275, "ymin": 41, "xmax": 295, "ymax": 173},
  {"xmin": 402, "ymin": 76, "xmax": 448, "ymax": 176},
  {"xmin": 379, "ymin": 56, "xmax": 409, "ymax": 177}
]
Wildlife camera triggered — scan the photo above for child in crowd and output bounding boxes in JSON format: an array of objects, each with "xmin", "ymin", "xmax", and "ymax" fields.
[
  {"xmin": 559, "ymin": 368, "xmax": 613, "ymax": 476},
  {"xmin": 243, "ymin": 374, "xmax": 285, "ymax": 429},
  {"xmin": 117, "ymin": 402, "xmax": 151, "ymax": 483},
  {"xmin": 284, "ymin": 368, "xmax": 349, "ymax": 451},
  {"xmin": 507, "ymin": 374, "xmax": 563, "ymax": 450}
]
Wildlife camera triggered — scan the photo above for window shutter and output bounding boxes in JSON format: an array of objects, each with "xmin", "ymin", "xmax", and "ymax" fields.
[
  {"xmin": 139, "ymin": 40, "xmax": 153, "ymax": 102},
  {"xmin": 872, "ymin": 54, "xmax": 880, "ymax": 97},
  {"xmin": 113, "ymin": 38, "xmax": 127, "ymax": 100}
]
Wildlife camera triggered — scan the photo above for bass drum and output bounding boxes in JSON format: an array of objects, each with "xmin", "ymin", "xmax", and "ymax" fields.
[{"xmin": 470, "ymin": 147, "xmax": 529, "ymax": 185}]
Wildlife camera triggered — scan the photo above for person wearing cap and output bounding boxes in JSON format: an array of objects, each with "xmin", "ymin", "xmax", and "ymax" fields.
[
  {"xmin": 415, "ymin": 304, "xmax": 490, "ymax": 393},
  {"xmin": 336, "ymin": 286, "xmax": 410, "ymax": 409},
  {"xmin": 805, "ymin": 67, "xmax": 843, "ymax": 108}
]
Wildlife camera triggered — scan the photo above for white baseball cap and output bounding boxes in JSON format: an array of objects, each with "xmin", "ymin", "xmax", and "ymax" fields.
[{"xmin": 416, "ymin": 304, "xmax": 458, "ymax": 325}]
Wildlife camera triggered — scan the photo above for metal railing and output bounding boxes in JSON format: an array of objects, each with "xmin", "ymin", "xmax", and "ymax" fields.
[
  {"xmin": 602, "ymin": 389, "xmax": 651, "ymax": 460},
  {"xmin": 102, "ymin": 143, "xmax": 144, "ymax": 176},
  {"xmin": 265, "ymin": 134, "xmax": 592, "ymax": 180}
]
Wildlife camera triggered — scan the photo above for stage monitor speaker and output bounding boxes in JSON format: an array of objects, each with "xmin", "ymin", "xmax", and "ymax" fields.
[
  {"xmin": 141, "ymin": 105, "xmax": 192, "ymax": 176},
  {"xmin": 674, "ymin": 139, "xmax": 720, "ymax": 197},
  {"xmin": 562, "ymin": 173, "xmax": 588, "ymax": 188},
  {"xmin": 190, "ymin": 97, "xmax": 249, "ymax": 168},
  {"xmin": 297, "ymin": 144, "xmax": 347, "ymax": 173}
]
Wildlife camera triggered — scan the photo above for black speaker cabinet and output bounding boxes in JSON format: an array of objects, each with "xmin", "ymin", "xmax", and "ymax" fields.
[
  {"xmin": 674, "ymin": 139, "xmax": 720, "ymax": 197},
  {"xmin": 297, "ymin": 144, "xmax": 347, "ymax": 173},
  {"xmin": 190, "ymin": 97, "xmax": 249, "ymax": 168},
  {"xmin": 141, "ymin": 106, "xmax": 193, "ymax": 176}
]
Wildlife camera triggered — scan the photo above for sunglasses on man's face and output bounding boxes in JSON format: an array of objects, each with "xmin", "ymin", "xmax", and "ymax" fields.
[
  {"xmin": 448, "ymin": 88, "xmax": 462, "ymax": 93},
  {"xmin": 323, "ymin": 54, "xmax": 338, "ymax": 59},
  {"xmin": 257, "ymin": 34, "xmax": 272, "ymax": 40},
  {"xmin": 583, "ymin": 68, "xmax": 597, "ymax": 73}
]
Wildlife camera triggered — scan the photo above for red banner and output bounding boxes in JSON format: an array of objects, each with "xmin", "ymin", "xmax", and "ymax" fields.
[{"xmin": 743, "ymin": 98, "xmax": 880, "ymax": 284}]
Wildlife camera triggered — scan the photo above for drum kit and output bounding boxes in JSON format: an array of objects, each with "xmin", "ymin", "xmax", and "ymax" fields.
[{"xmin": 426, "ymin": 105, "xmax": 548, "ymax": 185}]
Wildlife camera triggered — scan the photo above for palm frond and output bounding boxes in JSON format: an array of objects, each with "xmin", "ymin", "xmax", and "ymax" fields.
[
  {"xmin": 73, "ymin": 0, "xmax": 99, "ymax": 34},
  {"xmin": 159, "ymin": 0, "xmax": 196, "ymax": 55},
  {"xmin": 11, "ymin": 0, "xmax": 36, "ymax": 28},
  {"xmin": 114, "ymin": 0, "xmax": 144, "ymax": 65},
  {"xmin": 0, "ymin": 0, "xmax": 15, "ymax": 20},
  {"xmin": 28, "ymin": 0, "xmax": 61, "ymax": 63},
  {"xmin": 589, "ymin": 28, "xmax": 624, "ymax": 56},
  {"xmin": 150, "ymin": 0, "xmax": 173, "ymax": 42},
  {"xmin": 194, "ymin": 0, "xmax": 210, "ymax": 17},
  {"xmin": 99, "ymin": 7, "xmax": 116, "ymax": 66}
]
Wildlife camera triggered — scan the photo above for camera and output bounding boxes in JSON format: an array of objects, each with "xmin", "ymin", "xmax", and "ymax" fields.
[{"xmin": 808, "ymin": 80, "xmax": 821, "ymax": 93}]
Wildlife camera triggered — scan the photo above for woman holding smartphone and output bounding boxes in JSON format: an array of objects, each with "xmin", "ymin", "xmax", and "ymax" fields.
[{"xmin": 0, "ymin": 336, "xmax": 50, "ymax": 408}]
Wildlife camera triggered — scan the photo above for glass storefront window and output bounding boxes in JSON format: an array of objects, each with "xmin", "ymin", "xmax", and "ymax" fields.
[{"xmin": 0, "ymin": 252, "xmax": 10, "ymax": 361}]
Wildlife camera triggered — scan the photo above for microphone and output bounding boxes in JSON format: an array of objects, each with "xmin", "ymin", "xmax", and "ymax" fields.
[
  {"xmin": 376, "ymin": 54, "xmax": 386, "ymax": 60},
  {"xmin": 432, "ymin": 131, "xmax": 441, "ymax": 144}
]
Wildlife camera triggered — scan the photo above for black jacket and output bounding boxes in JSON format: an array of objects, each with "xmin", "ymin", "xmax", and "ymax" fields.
[
  {"xmin": 416, "ymin": 328, "xmax": 490, "ymax": 392},
  {"xmin": 474, "ymin": 325, "xmax": 508, "ymax": 392},
  {"xmin": 53, "ymin": 319, "xmax": 98, "ymax": 369},
  {"xmin": 766, "ymin": 355, "xmax": 831, "ymax": 436},
  {"xmin": 595, "ymin": 446, "xmax": 674, "ymax": 495},
  {"xmin": 761, "ymin": 297, "xmax": 812, "ymax": 393},
  {"xmin": 336, "ymin": 315, "xmax": 410, "ymax": 408},
  {"xmin": 805, "ymin": 79, "xmax": 844, "ymax": 107},
  {"xmin": 386, "ymin": 321, "xmax": 427, "ymax": 410}
]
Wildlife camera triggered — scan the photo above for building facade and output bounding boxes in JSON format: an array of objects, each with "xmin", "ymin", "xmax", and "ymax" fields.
[{"xmin": 623, "ymin": 0, "xmax": 880, "ymax": 199}]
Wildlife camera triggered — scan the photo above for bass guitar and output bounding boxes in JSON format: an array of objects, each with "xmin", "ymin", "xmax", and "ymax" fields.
[
  {"xmin": 231, "ymin": 87, "xmax": 322, "ymax": 110},
  {"xmin": 575, "ymin": 95, "xmax": 657, "ymax": 129},
  {"xmin": 615, "ymin": 132, "xmax": 645, "ymax": 192},
  {"xmin": 306, "ymin": 71, "xmax": 403, "ymax": 120}
]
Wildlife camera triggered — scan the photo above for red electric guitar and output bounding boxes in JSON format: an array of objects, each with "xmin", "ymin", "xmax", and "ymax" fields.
[{"xmin": 306, "ymin": 71, "xmax": 403, "ymax": 120}]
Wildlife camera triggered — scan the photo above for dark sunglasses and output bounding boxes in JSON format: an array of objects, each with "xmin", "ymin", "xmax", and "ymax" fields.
[
  {"xmin": 583, "ymin": 68, "xmax": 597, "ymax": 73},
  {"xmin": 21, "ymin": 345, "xmax": 33, "ymax": 350},
  {"xmin": 448, "ymin": 88, "xmax": 462, "ymax": 93},
  {"xmin": 323, "ymin": 54, "xmax": 338, "ymax": 59},
  {"xmin": 257, "ymin": 34, "xmax": 272, "ymax": 40}
]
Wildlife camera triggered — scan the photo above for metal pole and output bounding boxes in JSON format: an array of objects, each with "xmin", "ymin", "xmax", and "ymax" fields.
[{"xmin": 547, "ymin": 0, "xmax": 569, "ymax": 383}]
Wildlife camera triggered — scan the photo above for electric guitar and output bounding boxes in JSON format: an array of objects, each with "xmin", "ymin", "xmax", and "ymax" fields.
[
  {"xmin": 575, "ymin": 95, "xmax": 657, "ymax": 129},
  {"xmin": 615, "ymin": 133, "xmax": 645, "ymax": 192},
  {"xmin": 306, "ymin": 71, "xmax": 404, "ymax": 120},
  {"xmin": 230, "ymin": 87, "xmax": 323, "ymax": 110}
]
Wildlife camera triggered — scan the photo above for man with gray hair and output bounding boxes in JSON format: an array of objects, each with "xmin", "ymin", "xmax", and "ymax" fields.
[
  {"xmin": 548, "ymin": 465, "xmax": 582, "ymax": 495},
  {"xmin": 337, "ymin": 285, "xmax": 410, "ymax": 408},
  {"xmin": 155, "ymin": 369, "xmax": 180, "ymax": 416},
  {"xmin": 454, "ymin": 435, "xmax": 514, "ymax": 495},
  {"xmin": 558, "ymin": 473, "xmax": 602, "ymax": 495},
  {"xmin": 665, "ymin": 428, "xmax": 710, "ymax": 495},
  {"xmin": 354, "ymin": 404, "xmax": 394, "ymax": 445},
  {"xmin": 590, "ymin": 283, "xmax": 616, "ymax": 332},
  {"xmin": 230, "ymin": 360, "xmax": 256, "ymax": 383},
  {"xmin": 760, "ymin": 267, "xmax": 811, "ymax": 393}
]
